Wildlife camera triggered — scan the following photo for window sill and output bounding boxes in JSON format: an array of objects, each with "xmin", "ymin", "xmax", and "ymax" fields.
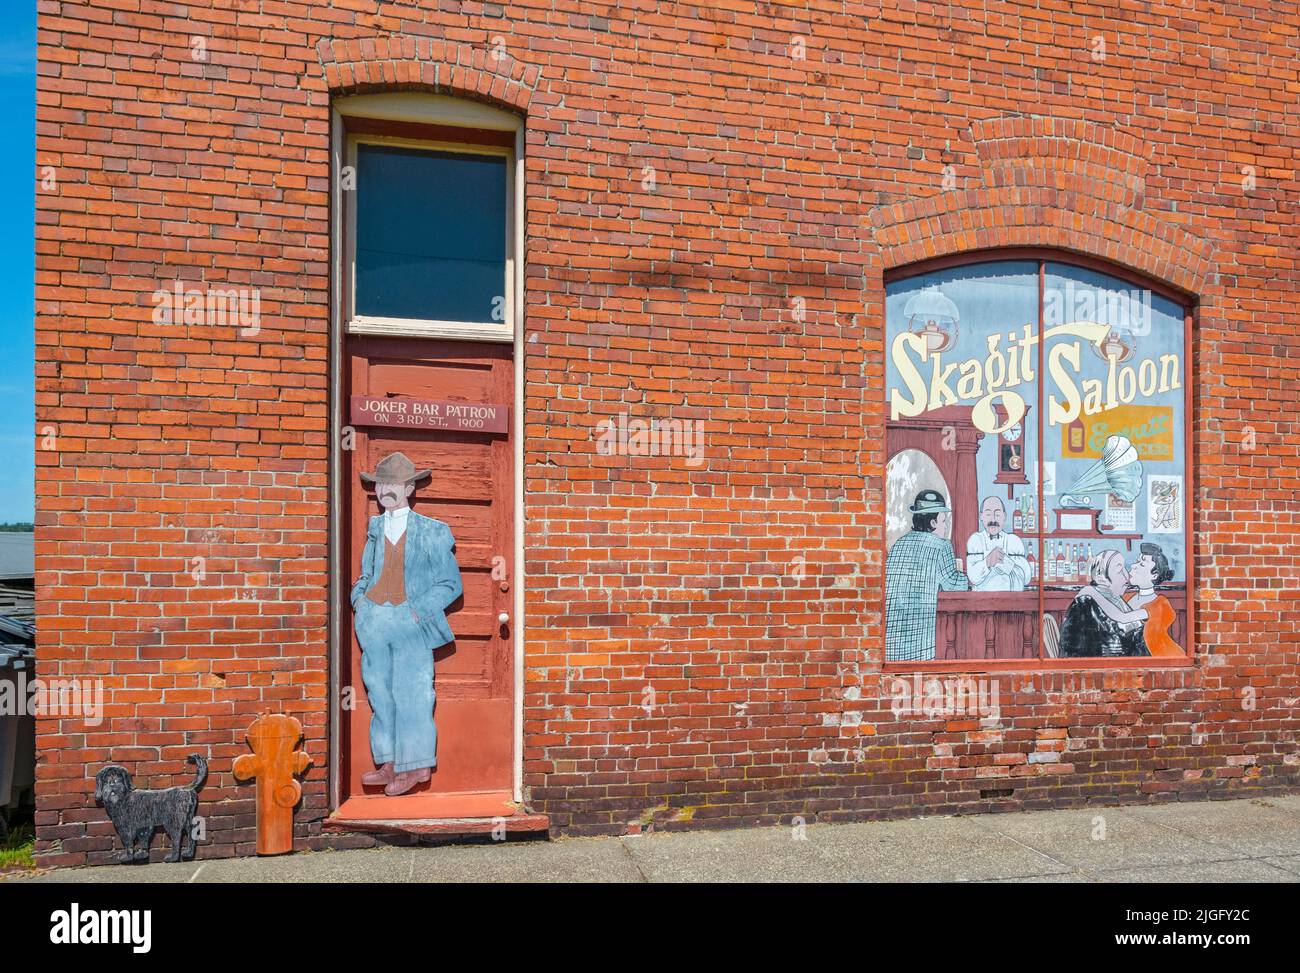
[
  {"xmin": 881, "ymin": 656, "xmax": 1196, "ymax": 675},
  {"xmin": 347, "ymin": 315, "xmax": 513, "ymax": 343}
]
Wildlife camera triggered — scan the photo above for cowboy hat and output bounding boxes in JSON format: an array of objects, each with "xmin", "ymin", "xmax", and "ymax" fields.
[
  {"xmin": 359, "ymin": 451, "xmax": 432, "ymax": 485},
  {"xmin": 909, "ymin": 489, "xmax": 950, "ymax": 514}
]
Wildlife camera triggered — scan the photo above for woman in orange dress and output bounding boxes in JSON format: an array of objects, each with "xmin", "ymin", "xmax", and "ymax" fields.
[{"xmin": 1124, "ymin": 543, "xmax": 1182, "ymax": 657}]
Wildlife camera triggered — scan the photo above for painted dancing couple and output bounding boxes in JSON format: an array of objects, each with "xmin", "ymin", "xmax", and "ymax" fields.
[{"xmin": 1059, "ymin": 544, "xmax": 1181, "ymax": 657}]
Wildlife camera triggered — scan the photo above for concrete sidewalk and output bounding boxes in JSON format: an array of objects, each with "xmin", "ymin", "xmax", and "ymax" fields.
[{"xmin": 9, "ymin": 794, "xmax": 1300, "ymax": 883}]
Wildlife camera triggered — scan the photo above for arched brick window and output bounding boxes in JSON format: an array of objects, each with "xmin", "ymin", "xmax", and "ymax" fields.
[
  {"xmin": 882, "ymin": 251, "xmax": 1193, "ymax": 668},
  {"xmin": 335, "ymin": 92, "xmax": 524, "ymax": 342}
]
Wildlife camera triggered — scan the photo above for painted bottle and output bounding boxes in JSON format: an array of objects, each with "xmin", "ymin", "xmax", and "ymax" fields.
[{"xmin": 1067, "ymin": 417, "xmax": 1086, "ymax": 454}]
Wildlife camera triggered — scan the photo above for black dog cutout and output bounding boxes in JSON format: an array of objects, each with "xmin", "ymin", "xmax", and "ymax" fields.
[{"xmin": 94, "ymin": 754, "xmax": 207, "ymax": 864}]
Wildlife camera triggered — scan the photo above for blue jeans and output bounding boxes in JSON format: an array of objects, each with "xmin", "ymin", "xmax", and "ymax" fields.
[{"xmin": 354, "ymin": 599, "xmax": 436, "ymax": 773}]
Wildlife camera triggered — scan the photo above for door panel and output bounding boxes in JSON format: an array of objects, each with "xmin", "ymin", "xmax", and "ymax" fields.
[{"xmin": 343, "ymin": 336, "xmax": 513, "ymax": 804}]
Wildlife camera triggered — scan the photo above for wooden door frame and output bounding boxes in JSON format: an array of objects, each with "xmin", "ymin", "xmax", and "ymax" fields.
[{"xmin": 327, "ymin": 97, "xmax": 527, "ymax": 813}]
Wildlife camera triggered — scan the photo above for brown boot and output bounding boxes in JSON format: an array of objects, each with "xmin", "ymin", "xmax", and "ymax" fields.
[
  {"xmin": 361, "ymin": 763, "xmax": 395, "ymax": 787},
  {"xmin": 384, "ymin": 767, "xmax": 431, "ymax": 796}
]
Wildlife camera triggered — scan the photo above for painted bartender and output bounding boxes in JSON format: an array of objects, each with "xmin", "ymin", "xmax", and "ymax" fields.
[
  {"xmin": 351, "ymin": 451, "xmax": 463, "ymax": 796},
  {"xmin": 966, "ymin": 496, "xmax": 1030, "ymax": 592}
]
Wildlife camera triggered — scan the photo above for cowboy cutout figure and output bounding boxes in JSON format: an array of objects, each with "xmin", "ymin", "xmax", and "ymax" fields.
[{"xmin": 351, "ymin": 451, "xmax": 463, "ymax": 796}]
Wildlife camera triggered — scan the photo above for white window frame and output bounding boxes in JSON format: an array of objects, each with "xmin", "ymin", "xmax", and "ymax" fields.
[{"xmin": 338, "ymin": 93, "xmax": 522, "ymax": 343}]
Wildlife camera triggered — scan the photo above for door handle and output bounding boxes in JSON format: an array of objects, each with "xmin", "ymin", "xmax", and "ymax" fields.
[{"xmin": 498, "ymin": 612, "xmax": 510, "ymax": 626}]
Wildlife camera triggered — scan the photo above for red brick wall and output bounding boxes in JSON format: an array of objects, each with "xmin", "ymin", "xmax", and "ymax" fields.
[{"xmin": 35, "ymin": 1, "xmax": 1299, "ymax": 863}]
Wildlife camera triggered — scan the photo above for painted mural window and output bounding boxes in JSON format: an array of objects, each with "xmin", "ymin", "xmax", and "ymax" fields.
[{"xmin": 884, "ymin": 257, "xmax": 1191, "ymax": 664}]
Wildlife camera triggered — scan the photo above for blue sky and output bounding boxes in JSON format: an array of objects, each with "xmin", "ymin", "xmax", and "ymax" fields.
[{"xmin": 0, "ymin": 5, "xmax": 34, "ymax": 523}]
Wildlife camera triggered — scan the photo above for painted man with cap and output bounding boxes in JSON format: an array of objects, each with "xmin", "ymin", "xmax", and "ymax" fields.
[
  {"xmin": 885, "ymin": 488, "xmax": 970, "ymax": 662},
  {"xmin": 351, "ymin": 451, "xmax": 463, "ymax": 796}
]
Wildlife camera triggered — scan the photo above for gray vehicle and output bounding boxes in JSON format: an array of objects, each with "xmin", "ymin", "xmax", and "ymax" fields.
[{"xmin": 0, "ymin": 617, "xmax": 35, "ymax": 840}]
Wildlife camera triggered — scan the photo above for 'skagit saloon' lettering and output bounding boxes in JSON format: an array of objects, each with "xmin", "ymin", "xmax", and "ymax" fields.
[{"xmin": 890, "ymin": 320, "xmax": 1183, "ymax": 434}]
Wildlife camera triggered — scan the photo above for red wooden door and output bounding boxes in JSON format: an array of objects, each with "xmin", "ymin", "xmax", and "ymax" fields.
[{"xmin": 341, "ymin": 335, "xmax": 513, "ymax": 817}]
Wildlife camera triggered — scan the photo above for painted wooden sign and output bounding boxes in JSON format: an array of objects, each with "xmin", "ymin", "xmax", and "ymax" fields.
[{"xmin": 350, "ymin": 395, "xmax": 509, "ymax": 434}]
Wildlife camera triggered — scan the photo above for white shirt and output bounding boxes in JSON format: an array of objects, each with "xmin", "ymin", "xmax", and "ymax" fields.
[
  {"xmin": 966, "ymin": 529, "xmax": 1030, "ymax": 591},
  {"xmin": 383, "ymin": 506, "xmax": 410, "ymax": 544}
]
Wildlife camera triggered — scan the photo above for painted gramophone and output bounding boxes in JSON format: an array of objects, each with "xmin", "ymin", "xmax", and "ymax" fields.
[{"xmin": 1055, "ymin": 434, "xmax": 1143, "ymax": 535}]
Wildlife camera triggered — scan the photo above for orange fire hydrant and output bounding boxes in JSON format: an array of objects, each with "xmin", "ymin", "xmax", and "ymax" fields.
[{"xmin": 232, "ymin": 713, "xmax": 312, "ymax": 856}]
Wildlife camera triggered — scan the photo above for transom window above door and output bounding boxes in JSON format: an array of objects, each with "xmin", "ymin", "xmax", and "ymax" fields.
[
  {"xmin": 354, "ymin": 144, "xmax": 507, "ymax": 325},
  {"xmin": 338, "ymin": 93, "xmax": 521, "ymax": 342}
]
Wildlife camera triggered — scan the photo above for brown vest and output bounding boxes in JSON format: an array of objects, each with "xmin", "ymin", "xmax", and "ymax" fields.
[{"xmin": 366, "ymin": 532, "xmax": 408, "ymax": 606}]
